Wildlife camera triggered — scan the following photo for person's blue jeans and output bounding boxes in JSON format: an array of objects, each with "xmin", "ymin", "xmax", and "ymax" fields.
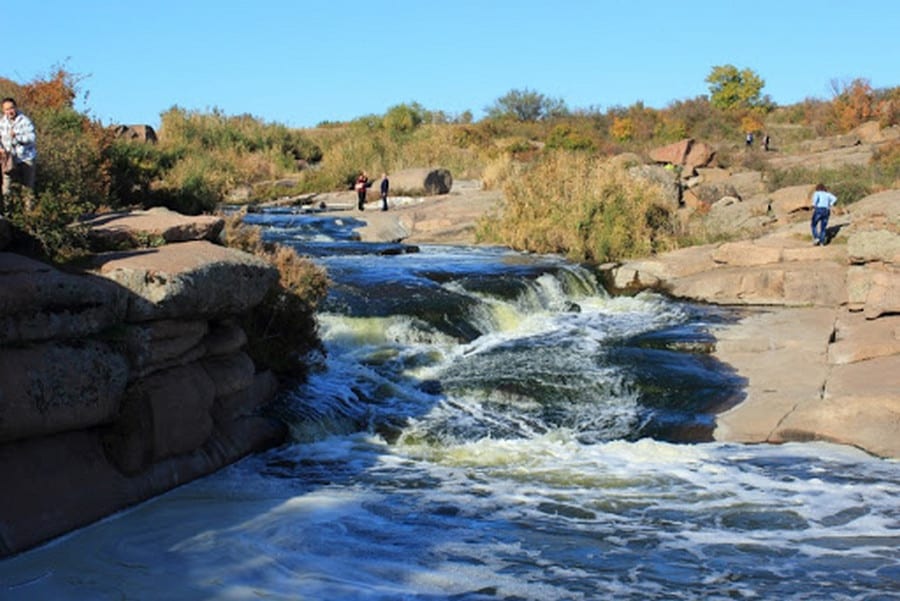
[{"xmin": 811, "ymin": 207, "xmax": 830, "ymax": 244}]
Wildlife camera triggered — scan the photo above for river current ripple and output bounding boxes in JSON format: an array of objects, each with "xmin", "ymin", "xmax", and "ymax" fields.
[{"xmin": 1, "ymin": 208, "xmax": 897, "ymax": 600}]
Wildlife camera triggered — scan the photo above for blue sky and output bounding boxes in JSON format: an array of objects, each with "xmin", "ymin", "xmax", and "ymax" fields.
[{"xmin": 10, "ymin": 1, "xmax": 897, "ymax": 128}]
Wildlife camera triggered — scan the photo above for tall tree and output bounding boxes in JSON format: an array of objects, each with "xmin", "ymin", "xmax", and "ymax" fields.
[{"xmin": 705, "ymin": 65, "xmax": 766, "ymax": 111}]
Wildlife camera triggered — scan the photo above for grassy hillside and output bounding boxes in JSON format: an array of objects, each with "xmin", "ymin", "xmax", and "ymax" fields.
[{"xmin": 1, "ymin": 69, "xmax": 897, "ymax": 264}]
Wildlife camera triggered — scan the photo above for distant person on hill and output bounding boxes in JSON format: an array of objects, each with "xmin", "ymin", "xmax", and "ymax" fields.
[
  {"xmin": 379, "ymin": 172, "xmax": 389, "ymax": 211},
  {"xmin": 0, "ymin": 97, "xmax": 37, "ymax": 209},
  {"xmin": 745, "ymin": 132, "xmax": 753, "ymax": 148},
  {"xmin": 762, "ymin": 133, "xmax": 770, "ymax": 151},
  {"xmin": 810, "ymin": 183, "xmax": 838, "ymax": 246},
  {"xmin": 355, "ymin": 171, "xmax": 369, "ymax": 211}
]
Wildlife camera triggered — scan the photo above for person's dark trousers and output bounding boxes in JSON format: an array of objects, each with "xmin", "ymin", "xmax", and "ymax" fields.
[{"xmin": 811, "ymin": 207, "xmax": 830, "ymax": 244}]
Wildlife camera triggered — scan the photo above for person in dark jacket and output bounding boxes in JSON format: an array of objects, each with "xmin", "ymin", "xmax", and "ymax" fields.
[{"xmin": 380, "ymin": 172, "xmax": 389, "ymax": 211}]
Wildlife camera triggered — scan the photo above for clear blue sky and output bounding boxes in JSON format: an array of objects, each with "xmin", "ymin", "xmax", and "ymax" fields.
[{"xmin": 10, "ymin": 1, "xmax": 898, "ymax": 129}]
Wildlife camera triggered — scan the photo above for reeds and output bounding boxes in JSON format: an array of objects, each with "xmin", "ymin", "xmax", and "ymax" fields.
[{"xmin": 482, "ymin": 151, "xmax": 677, "ymax": 263}]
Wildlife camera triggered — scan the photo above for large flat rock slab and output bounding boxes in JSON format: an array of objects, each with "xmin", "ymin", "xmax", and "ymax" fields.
[
  {"xmin": 712, "ymin": 306, "xmax": 900, "ymax": 458},
  {"xmin": 712, "ymin": 307, "xmax": 836, "ymax": 444},
  {"xmin": 669, "ymin": 260, "xmax": 848, "ymax": 306},
  {"xmin": 89, "ymin": 241, "xmax": 277, "ymax": 322},
  {"xmin": 776, "ymin": 355, "xmax": 900, "ymax": 458},
  {"xmin": 84, "ymin": 207, "xmax": 225, "ymax": 248},
  {"xmin": 318, "ymin": 188, "xmax": 503, "ymax": 245}
]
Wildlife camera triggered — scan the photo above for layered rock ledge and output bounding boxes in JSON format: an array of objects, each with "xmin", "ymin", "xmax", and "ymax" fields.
[{"xmin": 0, "ymin": 211, "xmax": 286, "ymax": 557}]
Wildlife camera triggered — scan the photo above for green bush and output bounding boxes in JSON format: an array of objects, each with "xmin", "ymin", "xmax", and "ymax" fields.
[
  {"xmin": 2, "ymin": 188, "xmax": 92, "ymax": 262},
  {"xmin": 383, "ymin": 103, "xmax": 425, "ymax": 136},
  {"xmin": 33, "ymin": 106, "xmax": 112, "ymax": 210},
  {"xmin": 152, "ymin": 106, "xmax": 323, "ymax": 209},
  {"xmin": 545, "ymin": 125, "xmax": 596, "ymax": 151},
  {"xmin": 105, "ymin": 139, "xmax": 176, "ymax": 208}
]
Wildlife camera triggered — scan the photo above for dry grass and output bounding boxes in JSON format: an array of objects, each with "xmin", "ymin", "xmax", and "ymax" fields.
[
  {"xmin": 482, "ymin": 151, "xmax": 679, "ymax": 263},
  {"xmin": 223, "ymin": 214, "xmax": 330, "ymax": 377}
]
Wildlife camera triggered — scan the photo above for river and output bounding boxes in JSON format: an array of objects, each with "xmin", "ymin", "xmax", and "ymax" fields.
[{"xmin": 1, "ymin": 208, "xmax": 897, "ymax": 600}]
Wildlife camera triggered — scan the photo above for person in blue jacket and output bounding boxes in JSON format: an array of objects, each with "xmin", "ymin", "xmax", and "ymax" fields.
[{"xmin": 810, "ymin": 183, "xmax": 837, "ymax": 245}]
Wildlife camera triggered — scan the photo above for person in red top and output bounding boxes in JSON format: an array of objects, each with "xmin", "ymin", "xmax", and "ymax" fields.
[{"xmin": 355, "ymin": 171, "xmax": 369, "ymax": 211}]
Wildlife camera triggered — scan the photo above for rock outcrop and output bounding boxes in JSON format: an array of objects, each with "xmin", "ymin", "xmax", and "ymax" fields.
[
  {"xmin": 648, "ymin": 138, "xmax": 716, "ymax": 174},
  {"xmin": 0, "ymin": 219, "xmax": 286, "ymax": 557},
  {"xmin": 112, "ymin": 124, "xmax": 158, "ymax": 143},
  {"xmin": 607, "ymin": 190, "xmax": 900, "ymax": 457},
  {"xmin": 389, "ymin": 168, "xmax": 453, "ymax": 195}
]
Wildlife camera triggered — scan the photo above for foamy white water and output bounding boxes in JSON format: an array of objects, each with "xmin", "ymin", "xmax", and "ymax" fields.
[{"xmin": 1, "ymin": 437, "xmax": 896, "ymax": 600}]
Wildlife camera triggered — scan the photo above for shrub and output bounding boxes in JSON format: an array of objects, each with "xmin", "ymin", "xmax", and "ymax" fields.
[
  {"xmin": 105, "ymin": 139, "xmax": 175, "ymax": 208},
  {"xmin": 830, "ymin": 78, "xmax": 876, "ymax": 132},
  {"xmin": 383, "ymin": 103, "xmax": 425, "ymax": 136},
  {"xmin": 2, "ymin": 188, "xmax": 92, "ymax": 262},
  {"xmin": 451, "ymin": 123, "xmax": 493, "ymax": 149},
  {"xmin": 872, "ymin": 140, "xmax": 900, "ymax": 187},
  {"xmin": 0, "ymin": 70, "xmax": 112, "ymax": 261},
  {"xmin": 222, "ymin": 215, "xmax": 329, "ymax": 378},
  {"xmin": 479, "ymin": 154, "xmax": 517, "ymax": 191},
  {"xmin": 485, "ymin": 88, "xmax": 568, "ymax": 122},
  {"xmin": 665, "ymin": 96, "xmax": 722, "ymax": 140},
  {"xmin": 153, "ymin": 106, "xmax": 323, "ymax": 208},
  {"xmin": 152, "ymin": 153, "xmax": 229, "ymax": 215},
  {"xmin": 32, "ymin": 106, "xmax": 112, "ymax": 210},
  {"xmin": 609, "ymin": 116, "xmax": 634, "ymax": 142},
  {"xmin": 605, "ymin": 102, "xmax": 660, "ymax": 146},
  {"xmin": 242, "ymin": 245, "xmax": 330, "ymax": 378},
  {"xmin": 652, "ymin": 116, "xmax": 687, "ymax": 144},
  {"xmin": 545, "ymin": 125, "xmax": 596, "ymax": 152}
]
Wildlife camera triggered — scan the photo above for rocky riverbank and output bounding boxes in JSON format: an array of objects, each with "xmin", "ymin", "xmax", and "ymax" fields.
[{"xmin": 608, "ymin": 190, "xmax": 899, "ymax": 458}]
